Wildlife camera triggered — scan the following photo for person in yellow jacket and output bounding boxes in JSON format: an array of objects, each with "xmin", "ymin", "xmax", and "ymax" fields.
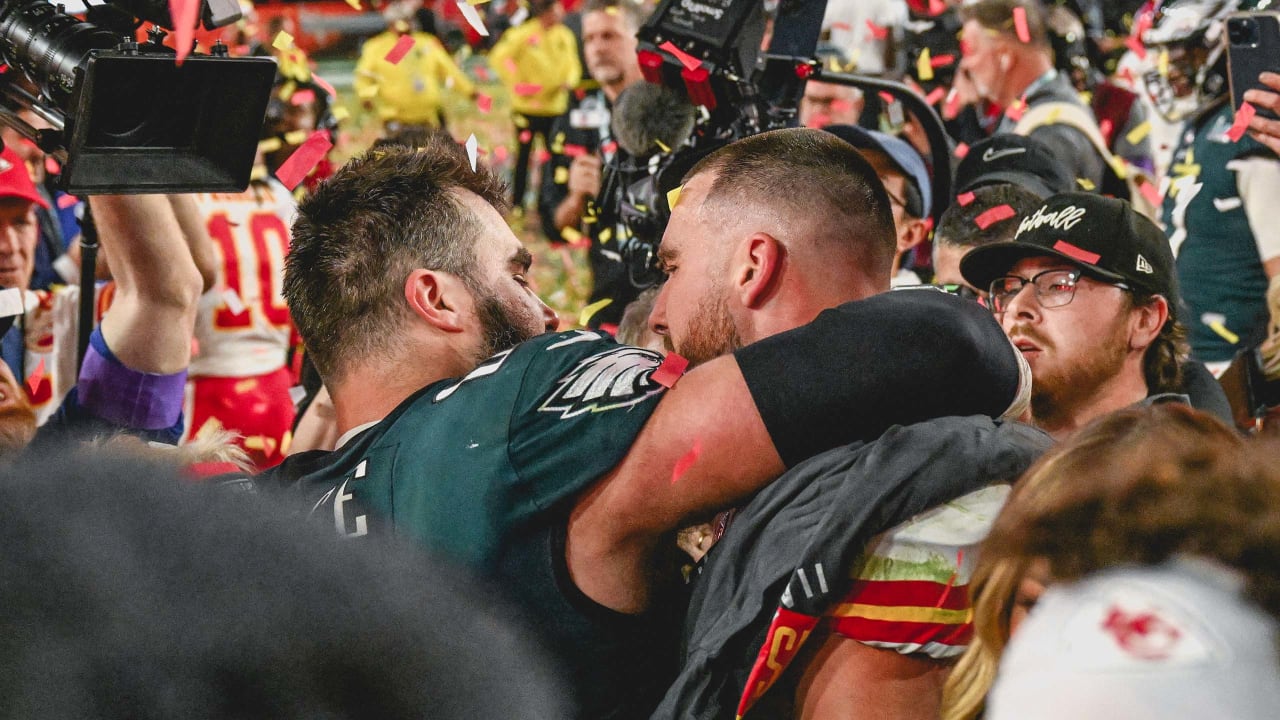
[
  {"xmin": 488, "ymin": 0, "xmax": 582, "ymax": 209},
  {"xmin": 355, "ymin": 19, "xmax": 476, "ymax": 131}
]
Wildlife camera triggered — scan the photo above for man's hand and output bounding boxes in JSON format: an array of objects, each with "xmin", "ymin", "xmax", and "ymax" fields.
[
  {"xmin": 566, "ymin": 154, "xmax": 603, "ymax": 199},
  {"xmin": 1245, "ymin": 72, "xmax": 1280, "ymax": 156}
]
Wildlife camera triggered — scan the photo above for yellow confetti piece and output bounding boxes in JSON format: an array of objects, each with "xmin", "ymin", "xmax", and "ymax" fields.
[
  {"xmin": 332, "ymin": 105, "xmax": 350, "ymax": 121},
  {"xmin": 1109, "ymin": 155, "xmax": 1129, "ymax": 180},
  {"xmin": 1079, "ymin": 90, "xmax": 1092, "ymax": 105},
  {"xmin": 278, "ymin": 80, "xmax": 296, "ymax": 101},
  {"xmin": 655, "ymin": 138, "xmax": 671, "ymax": 153},
  {"xmin": 194, "ymin": 416, "xmax": 224, "ymax": 442},
  {"xmin": 513, "ymin": 114, "xmax": 529, "ymax": 128},
  {"xmin": 561, "ymin": 226, "xmax": 583, "ymax": 243},
  {"xmin": 1045, "ymin": 106, "xmax": 1062, "ymax": 123},
  {"xmin": 250, "ymin": 165, "xmax": 268, "ymax": 181},
  {"xmin": 284, "ymin": 129, "xmax": 310, "ymax": 145},
  {"xmin": 280, "ymin": 429, "xmax": 293, "ymax": 456},
  {"xmin": 258, "ymin": 137, "xmax": 282, "ymax": 153},
  {"xmin": 604, "ymin": 5, "xmax": 617, "ymax": 12},
  {"xmin": 1209, "ymin": 321, "xmax": 1239, "ymax": 345},
  {"xmin": 578, "ymin": 298, "xmax": 613, "ymax": 327},
  {"xmin": 1076, "ymin": 177, "xmax": 1096, "ymax": 191},
  {"xmin": 272, "ymin": 30, "xmax": 294, "ymax": 51},
  {"xmin": 666, "ymin": 184, "xmax": 683, "ymax": 210},
  {"xmin": 916, "ymin": 47, "xmax": 934, "ymax": 82},
  {"xmin": 554, "ymin": 166, "xmax": 569, "ymax": 184},
  {"xmin": 345, "ymin": 0, "xmax": 361, "ymax": 8},
  {"xmin": 356, "ymin": 84, "xmax": 379, "ymax": 99},
  {"xmin": 1126, "ymin": 120, "xmax": 1151, "ymax": 145},
  {"xmin": 598, "ymin": 227, "xmax": 613, "ymax": 244},
  {"xmin": 1157, "ymin": 47, "xmax": 1169, "ymax": 78}
]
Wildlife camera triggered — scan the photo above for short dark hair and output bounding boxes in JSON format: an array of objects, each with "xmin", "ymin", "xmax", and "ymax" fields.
[
  {"xmin": 1129, "ymin": 291, "xmax": 1188, "ymax": 394},
  {"xmin": 0, "ymin": 445, "xmax": 570, "ymax": 718},
  {"xmin": 581, "ymin": 0, "xmax": 649, "ymax": 31},
  {"xmin": 959, "ymin": 0, "xmax": 1050, "ymax": 49},
  {"xmin": 935, "ymin": 184, "xmax": 1045, "ymax": 250},
  {"xmin": 685, "ymin": 128, "xmax": 898, "ymax": 279},
  {"xmin": 286, "ymin": 136, "xmax": 508, "ymax": 382}
]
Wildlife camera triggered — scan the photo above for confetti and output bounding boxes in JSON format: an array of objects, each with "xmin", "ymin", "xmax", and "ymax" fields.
[
  {"xmin": 1013, "ymin": 6, "xmax": 1031, "ymax": 43},
  {"xmin": 283, "ymin": 129, "xmax": 309, "ymax": 145},
  {"xmin": 560, "ymin": 226, "xmax": 583, "ymax": 244},
  {"xmin": 222, "ymin": 287, "xmax": 246, "ymax": 315},
  {"xmin": 274, "ymin": 130, "xmax": 333, "ymax": 190},
  {"xmin": 928, "ymin": 0, "xmax": 945, "ymax": 14},
  {"xmin": 1098, "ymin": 118, "xmax": 1113, "ymax": 144},
  {"xmin": 831, "ymin": 21, "xmax": 852, "ymax": 32},
  {"xmin": 332, "ymin": 106, "xmax": 350, "ymax": 121},
  {"xmin": 465, "ymin": 133, "xmax": 479, "ymax": 171},
  {"xmin": 667, "ymin": 185, "xmax": 682, "ymax": 210},
  {"xmin": 974, "ymin": 204, "xmax": 1016, "ymax": 230},
  {"xmin": 0, "ymin": 287, "xmax": 23, "ymax": 318},
  {"xmin": 24, "ymin": 358, "xmax": 45, "ymax": 398},
  {"xmin": 1139, "ymin": 179, "xmax": 1163, "ymax": 208},
  {"xmin": 456, "ymin": 1, "xmax": 490, "ymax": 37},
  {"xmin": 1213, "ymin": 196, "xmax": 1242, "ymax": 212},
  {"xmin": 931, "ymin": 53, "xmax": 955, "ymax": 68},
  {"xmin": 1052, "ymin": 240, "xmax": 1100, "ymax": 265},
  {"xmin": 651, "ymin": 352, "xmax": 689, "ymax": 388},
  {"xmin": 476, "ymin": 92, "xmax": 493, "ymax": 113},
  {"xmin": 553, "ymin": 166, "xmax": 569, "ymax": 184},
  {"xmin": 56, "ymin": 194, "xmax": 79, "ymax": 210},
  {"xmin": 290, "ymin": 88, "xmax": 316, "ymax": 106},
  {"xmin": 670, "ymin": 438, "xmax": 703, "ymax": 484},
  {"xmin": 493, "ymin": 145, "xmax": 509, "ymax": 162},
  {"xmin": 956, "ymin": 191, "xmax": 975, "ymax": 207},
  {"xmin": 272, "ymin": 30, "xmax": 294, "ymax": 51},
  {"xmin": 534, "ymin": 148, "xmax": 551, "ymax": 164},
  {"xmin": 1207, "ymin": 320, "xmax": 1239, "ymax": 345},
  {"xmin": 345, "ymin": 0, "xmax": 361, "ymax": 9},
  {"xmin": 1126, "ymin": 120, "xmax": 1151, "ymax": 145},
  {"xmin": 563, "ymin": 143, "xmax": 587, "ymax": 157},
  {"xmin": 1005, "ymin": 98, "xmax": 1026, "ymax": 122},
  {"xmin": 954, "ymin": 142, "xmax": 969, "ymax": 159},
  {"xmin": 514, "ymin": 82, "xmax": 543, "ymax": 96},
  {"xmin": 916, "ymin": 48, "xmax": 934, "ymax": 82},
  {"xmin": 1226, "ymin": 102, "xmax": 1256, "ymax": 143},
  {"xmin": 577, "ymin": 297, "xmax": 613, "ymax": 327},
  {"xmin": 1076, "ymin": 177, "xmax": 1096, "ymax": 191},
  {"xmin": 865, "ymin": 19, "xmax": 889, "ymax": 40},
  {"xmin": 658, "ymin": 40, "xmax": 702, "ymax": 71},
  {"xmin": 654, "ymin": 138, "xmax": 671, "ymax": 153},
  {"xmin": 1109, "ymin": 155, "xmax": 1129, "ymax": 180},
  {"xmin": 170, "ymin": 0, "xmax": 199, "ymax": 64},
  {"xmin": 503, "ymin": 58, "xmax": 519, "ymax": 76},
  {"xmin": 312, "ymin": 73, "xmax": 338, "ymax": 98},
  {"xmin": 1157, "ymin": 47, "xmax": 1169, "ymax": 78},
  {"xmin": 518, "ymin": 129, "xmax": 533, "ymax": 143},
  {"xmin": 1126, "ymin": 14, "xmax": 1149, "ymax": 60},
  {"xmin": 258, "ymin": 137, "xmax": 283, "ymax": 153},
  {"xmin": 385, "ymin": 35, "xmax": 415, "ymax": 64}
]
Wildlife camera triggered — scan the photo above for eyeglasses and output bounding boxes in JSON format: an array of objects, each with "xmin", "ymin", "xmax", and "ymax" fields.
[{"xmin": 988, "ymin": 269, "xmax": 1130, "ymax": 314}]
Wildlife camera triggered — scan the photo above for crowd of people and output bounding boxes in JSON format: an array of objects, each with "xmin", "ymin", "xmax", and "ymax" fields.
[{"xmin": 2, "ymin": 0, "xmax": 1280, "ymax": 717}]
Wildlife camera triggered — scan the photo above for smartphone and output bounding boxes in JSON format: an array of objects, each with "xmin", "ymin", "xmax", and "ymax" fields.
[{"xmin": 1227, "ymin": 11, "xmax": 1280, "ymax": 121}]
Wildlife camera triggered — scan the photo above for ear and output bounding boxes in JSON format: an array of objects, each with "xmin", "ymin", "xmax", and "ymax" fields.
[
  {"xmin": 1128, "ymin": 294, "xmax": 1170, "ymax": 351},
  {"xmin": 897, "ymin": 217, "xmax": 930, "ymax": 256},
  {"xmin": 734, "ymin": 233, "xmax": 784, "ymax": 310},
  {"xmin": 404, "ymin": 269, "xmax": 471, "ymax": 333}
]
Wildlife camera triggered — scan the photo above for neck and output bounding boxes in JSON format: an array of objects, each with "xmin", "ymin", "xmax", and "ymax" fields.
[
  {"xmin": 1003, "ymin": 54, "xmax": 1053, "ymax": 108},
  {"xmin": 1033, "ymin": 364, "xmax": 1149, "ymax": 441},
  {"xmin": 328, "ymin": 347, "xmax": 468, "ymax": 437}
]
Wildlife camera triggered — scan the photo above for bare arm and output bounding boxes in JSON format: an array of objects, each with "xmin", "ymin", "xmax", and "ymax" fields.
[
  {"xmin": 168, "ymin": 194, "xmax": 219, "ymax": 293},
  {"xmin": 795, "ymin": 632, "xmax": 950, "ymax": 720},
  {"xmin": 92, "ymin": 195, "xmax": 203, "ymax": 374}
]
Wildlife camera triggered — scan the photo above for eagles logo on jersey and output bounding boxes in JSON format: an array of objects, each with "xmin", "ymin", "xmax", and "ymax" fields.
[{"xmin": 539, "ymin": 347, "xmax": 665, "ymax": 419}]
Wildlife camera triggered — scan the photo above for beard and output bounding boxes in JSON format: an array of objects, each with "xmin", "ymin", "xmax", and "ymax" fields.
[
  {"xmin": 1026, "ymin": 316, "xmax": 1130, "ymax": 427},
  {"xmin": 0, "ymin": 400, "xmax": 37, "ymax": 460},
  {"xmin": 473, "ymin": 288, "xmax": 542, "ymax": 363},
  {"xmin": 675, "ymin": 285, "xmax": 741, "ymax": 368}
]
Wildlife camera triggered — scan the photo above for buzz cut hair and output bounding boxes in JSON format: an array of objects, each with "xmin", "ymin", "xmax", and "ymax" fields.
[
  {"xmin": 581, "ymin": 0, "xmax": 649, "ymax": 32},
  {"xmin": 285, "ymin": 134, "xmax": 508, "ymax": 382}
]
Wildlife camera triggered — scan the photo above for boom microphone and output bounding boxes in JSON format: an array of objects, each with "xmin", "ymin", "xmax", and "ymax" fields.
[{"xmin": 610, "ymin": 81, "xmax": 697, "ymax": 158}]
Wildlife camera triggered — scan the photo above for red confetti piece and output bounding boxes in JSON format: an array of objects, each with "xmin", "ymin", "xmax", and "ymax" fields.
[
  {"xmin": 24, "ymin": 358, "xmax": 44, "ymax": 397},
  {"xmin": 0, "ymin": 63, "xmax": 9, "ymax": 74},
  {"xmin": 954, "ymin": 142, "xmax": 970, "ymax": 159},
  {"xmin": 493, "ymin": 145, "xmax": 509, "ymax": 162},
  {"xmin": 384, "ymin": 35, "xmax": 415, "ymax": 65},
  {"xmin": 601, "ymin": 140, "xmax": 618, "ymax": 155},
  {"xmin": 658, "ymin": 40, "xmax": 702, "ymax": 72},
  {"xmin": 670, "ymin": 437, "xmax": 703, "ymax": 484},
  {"xmin": 974, "ymin": 204, "xmax": 1015, "ymax": 230},
  {"xmin": 1052, "ymin": 240, "xmax": 1101, "ymax": 265},
  {"xmin": 1013, "ymin": 7, "xmax": 1031, "ymax": 43},
  {"xmin": 563, "ymin": 144, "xmax": 587, "ymax": 157},
  {"xmin": 1099, "ymin": 117, "xmax": 1114, "ymax": 144},
  {"xmin": 474, "ymin": 65, "xmax": 490, "ymax": 81},
  {"xmin": 830, "ymin": 99, "xmax": 855, "ymax": 113},
  {"xmin": 865, "ymin": 19, "xmax": 889, "ymax": 40},
  {"xmin": 169, "ymin": 0, "xmax": 199, "ymax": 65},
  {"xmin": 925, "ymin": 85, "xmax": 946, "ymax": 106},
  {"xmin": 503, "ymin": 58, "xmax": 518, "ymax": 75},
  {"xmin": 878, "ymin": 90, "xmax": 895, "ymax": 105},
  {"xmin": 513, "ymin": 82, "xmax": 543, "ymax": 96},
  {"xmin": 1126, "ymin": 14, "xmax": 1150, "ymax": 60},
  {"xmin": 943, "ymin": 88, "xmax": 963, "ymax": 119},
  {"xmin": 44, "ymin": 156, "xmax": 60, "ymax": 175},
  {"xmin": 831, "ymin": 21, "xmax": 852, "ymax": 32},
  {"xmin": 1005, "ymin": 99, "xmax": 1026, "ymax": 122},
  {"xmin": 476, "ymin": 93, "xmax": 493, "ymax": 113},
  {"xmin": 518, "ymin": 129, "xmax": 533, "ymax": 143},
  {"xmin": 928, "ymin": 0, "xmax": 946, "ymax": 14},
  {"xmin": 651, "ymin": 352, "xmax": 689, "ymax": 388},
  {"xmin": 957, "ymin": 191, "xmax": 975, "ymax": 207},
  {"xmin": 312, "ymin": 73, "xmax": 337, "ymax": 97},
  {"xmin": 1138, "ymin": 179, "xmax": 1163, "ymax": 208},
  {"xmin": 1226, "ymin": 102, "xmax": 1257, "ymax": 143},
  {"xmin": 275, "ymin": 131, "xmax": 333, "ymax": 190},
  {"xmin": 290, "ymin": 88, "xmax": 316, "ymax": 106},
  {"xmin": 534, "ymin": 148, "xmax": 551, "ymax": 164},
  {"xmin": 56, "ymin": 193, "xmax": 79, "ymax": 210},
  {"xmin": 930, "ymin": 53, "xmax": 956, "ymax": 68}
]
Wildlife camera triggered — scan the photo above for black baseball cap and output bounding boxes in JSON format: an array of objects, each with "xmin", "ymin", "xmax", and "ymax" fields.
[
  {"xmin": 954, "ymin": 134, "xmax": 1076, "ymax": 199},
  {"xmin": 960, "ymin": 192, "xmax": 1179, "ymax": 318}
]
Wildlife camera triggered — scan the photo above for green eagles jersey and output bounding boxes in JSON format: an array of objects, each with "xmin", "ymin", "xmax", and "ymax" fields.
[
  {"xmin": 262, "ymin": 330, "xmax": 666, "ymax": 563},
  {"xmin": 257, "ymin": 330, "xmax": 676, "ymax": 718}
]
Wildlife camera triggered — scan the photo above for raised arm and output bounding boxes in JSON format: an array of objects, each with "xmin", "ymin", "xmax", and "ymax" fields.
[{"xmin": 92, "ymin": 195, "xmax": 203, "ymax": 374}]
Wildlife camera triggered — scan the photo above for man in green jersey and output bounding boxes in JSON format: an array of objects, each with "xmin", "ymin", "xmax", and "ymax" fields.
[{"xmin": 258, "ymin": 132, "xmax": 1026, "ymax": 718}]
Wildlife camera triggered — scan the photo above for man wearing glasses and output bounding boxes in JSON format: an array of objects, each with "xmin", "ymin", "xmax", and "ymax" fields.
[{"xmin": 959, "ymin": 193, "xmax": 1189, "ymax": 439}]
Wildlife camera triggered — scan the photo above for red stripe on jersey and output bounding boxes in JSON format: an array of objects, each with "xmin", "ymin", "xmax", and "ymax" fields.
[
  {"xmin": 833, "ymin": 616, "xmax": 974, "ymax": 647},
  {"xmin": 840, "ymin": 578, "xmax": 972, "ymax": 611}
]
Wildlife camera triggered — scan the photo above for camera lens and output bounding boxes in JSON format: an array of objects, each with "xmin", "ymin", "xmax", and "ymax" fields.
[
  {"xmin": 1227, "ymin": 18, "xmax": 1259, "ymax": 47},
  {"xmin": 0, "ymin": 0, "xmax": 119, "ymax": 103}
]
